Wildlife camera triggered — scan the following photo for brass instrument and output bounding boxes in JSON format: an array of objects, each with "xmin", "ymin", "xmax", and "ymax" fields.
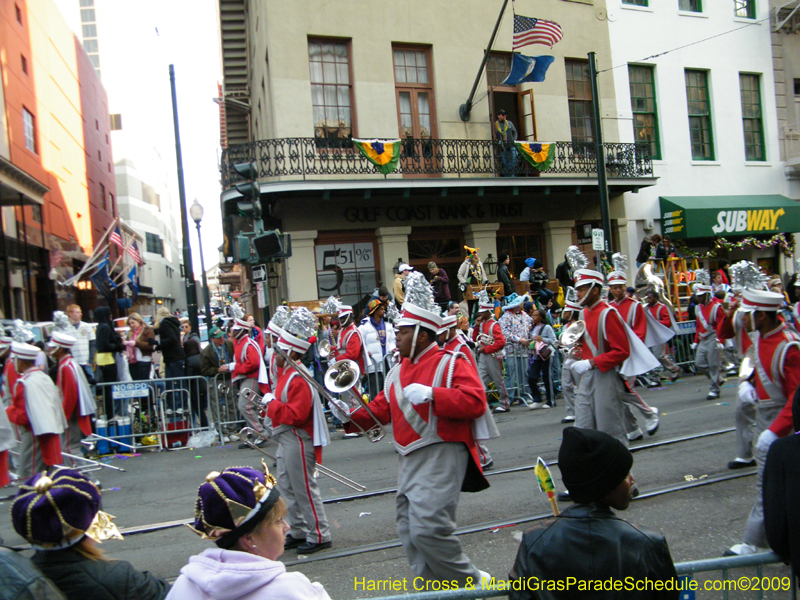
[
  {"xmin": 324, "ymin": 359, "xmax": 386, "ymax": 443},
  {"xmin": 272, "ymin": 344, "xmax": 385, "ymax": 443},
  {"xmin": 239, "ymin": 385, "xmax": 269, "ymax": 420},
  {"xmin": 739, "ymin": 346, "xmax": 755, "ymax": 381},
  {"xmin": 635, "ymin": 262, "xmax": 674, "ymax": 313},
  {"xmin": 238, "ymin": 427, "xmax": 366, "ymax": 491},
  {"xmin": 559, "ymin": 320, "xmax": 586, "ymax": 358},
  {"xmin": 317, "ymin": 338, "xmax": 331, "ymax": 359}
]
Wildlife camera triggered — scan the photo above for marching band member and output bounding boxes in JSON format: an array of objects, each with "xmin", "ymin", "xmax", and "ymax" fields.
[
  {"xmin": 1, "ymin": 334, "xmax": 18, "ymax": 406},
  {"xmin": 0, "ymin": 335, "xmax": 13, "ymax": 486},
  {"xmin": 569, "ymin": 269, "xmax": 658, "ymax": 448},
  {"xmin": 222, "ymin": 318, "xmax": 270, "ymax": 447},
  {"xmin": 49, "ymin": 332, "xmax": 96, "ymax": 465},
  {"xmin": 265, "ymin": 305, "xmax": 291, "ymax": 390},
  {"xmin": 607, "ymin": 270, "xmax": 660, "ymax": 440},
  {"xmin": 693, "ymin": 281, "xmax": 724, "ymax": 400},
  {"xmin": 332, "ymin": 304, "xmax": 366, "ymax": 377},
  {"xmin": 558, "ymin": 300, "xmax": 583, "ymax": 423},
  {"xmin": 6, "ymin": 342, "xmax": 67, "ymax": 479},
  {"xmin": 644, "ymin": 289, "xmax": 681, "ymax": 381},
  {"xmin": 330, "ymin": 272, "xmax": 491, "ymax": 586},
  {"xmin": 439, "ymin": 314, "xmax": 499, "ymax": 470},
  {"xmin": 726, "ymin": 289, "xmax": 800, "ymax": 556},
  {"xmin": 472, "ymin": 292, "xmax": 508, "ymax": 412},
  {"xmin": 266, "ymin": 308, "xmax": 332, "ymax": 555}
]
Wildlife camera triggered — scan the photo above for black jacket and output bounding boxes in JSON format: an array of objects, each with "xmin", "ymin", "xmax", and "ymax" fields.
[
  {"xmin": 636, "ymin": 238, "xmax": 653, "ymax": 264},
  {"xmin": 555, "ymin": 260, "xmax": 573, "ymax": 291},
  {"xmin": 763, "ymin": 432, "xmax": 800, "ymax": 583},
  {"xmin": 497, "ymin": 264, "xmax": 514, "ymax": 296},
  {"xmin": 155, "ymin": 316, "xmax": 185, "ymax": 365},
  {"xmin": 200, "ymin": 340, "xmax": 233, "ymax": 379},
  {"xmin": 94, "ymin": 307, "xmax": 123, "ymax": 356},
  {"xmin": 0, "ymin": 547, "xmax": 64, "ymax": 600},
  {"xmin": 31, "ymin": 548, "xmax": 169, "ymax": 600},
  {"xmin": 509, "ymin": 502, "xmax": 679, "ymax": 600}
]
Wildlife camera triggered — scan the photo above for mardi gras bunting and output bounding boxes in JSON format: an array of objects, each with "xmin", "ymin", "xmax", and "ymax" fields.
[
  {"xmin": 353, "ymin": 139, "xmax": 401, "ymax": 175},
  {"xmin": 516, "ymin": 141, "xmax": 555, "ymax": 171}
]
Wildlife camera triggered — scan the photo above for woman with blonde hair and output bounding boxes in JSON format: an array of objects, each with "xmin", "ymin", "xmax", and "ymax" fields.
[
  {"xmin": 124, "ymin": 312, "xmax": 155, "ymax": 381},
  {"xmin": 12, "ymin": 468, "xmax": 170, "ymax": 600},
  {"xmin": 168, "ymin": 464, "xmax": 331, "ymax": 600}
]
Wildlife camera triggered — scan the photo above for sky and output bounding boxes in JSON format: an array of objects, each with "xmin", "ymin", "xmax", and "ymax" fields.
[{"xmin": 54, "ymin": 0, "xmax": 223, "ymax": 277}]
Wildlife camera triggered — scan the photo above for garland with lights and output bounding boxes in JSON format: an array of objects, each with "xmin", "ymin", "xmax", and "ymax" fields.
[{"xmin": 674, "ymin": 233, "xmax": 795, "ymax": 259}]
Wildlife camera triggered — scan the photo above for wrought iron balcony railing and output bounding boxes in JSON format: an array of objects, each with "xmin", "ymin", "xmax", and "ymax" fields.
[{"xmin": 220, "ymin": 138, "xmax": 653, "ymax": 188}]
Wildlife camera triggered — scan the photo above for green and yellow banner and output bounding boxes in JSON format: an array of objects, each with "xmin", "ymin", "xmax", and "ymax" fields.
[
  {"xmin": 353, "ymin": 139, "xmax": 401, "ymax": 175},
  {"xmin": 516, "ymin": 141, "xmax": 555, "ymax": 170}
]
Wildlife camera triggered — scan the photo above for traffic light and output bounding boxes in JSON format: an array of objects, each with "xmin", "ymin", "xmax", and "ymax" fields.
[
  {"xmin": 253, "ymin": 231, "xmax": 292, "ymax": 260},
  {"xmin": 225, "ymin": 161, "xmax": 262, "ymax": 220}
]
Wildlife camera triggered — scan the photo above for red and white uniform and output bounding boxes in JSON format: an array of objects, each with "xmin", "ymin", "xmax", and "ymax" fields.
[
  {"xmin": 267, "ymin": 362, "xmax": 331, "ymax": 545},
  {"xmin": 611, "ymin": 296, "xmax": 646, "ymax": 343},
  {"xmin": 471, "ymin": 319, "xmax": 506, "ymax": 355},
  {"xmin": 334, "ymin": 322, "xmax": 366, "ymax": 375},
  {"xmin": 648, "ymin": 302, "xmax": 672, "ymax": 330},
  {"xmin": 695, "ymin": 301, "xmax": 723, "ymax": 343},
  {"xmin": 719, "ymin": 308, "xmax": 753, "ymax": 356},
  {"xmin": 58, "ymin": 356, "xmax": 93, "ymax": 437},
  {"xmin": 1, "ymin": 359, "xmax": 19, "ymax": 406},
  {"xmin": 444, "ymin": 335, "xmax": 477, "ymax": 371},
  {"xmin": 752, "ymin": 323, "xmax": 800, "ymax": 437},
  {"xmin": 232, "ymin": 336, "xmax": 264, "ymax": 383},
  {"xmin": 233, "ymin": 335, "xmax": 269, "ymax": 436},
  {"xmin": 580, "ymin": 299, "xmax": 631, "ymax": 373},
  {"xmin": 7, "ymin": 367, "xmax": 66, "ymax": 477}
]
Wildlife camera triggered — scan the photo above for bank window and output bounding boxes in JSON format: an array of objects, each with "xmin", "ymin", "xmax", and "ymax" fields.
[
  {"xmin": 565, "ymin": 59, "xmax": 594, "ymax": 145},
  {"xmin": 629, "ymin": 65, "xmax": 661, "ymax": 160},
  {"xmin": 734, "ymin": 0, "xmax": 755, "ymax": 18},
  {"xmin": 314, "ymin": 242, "xmax": 376, "ymax": 310},
  {"xmin": 496, "ymin": 233, "xmax": 544, "ymax": 278},
  {"xmin": 23, "ymin": 108, "xmax": 37, "ymax": 153},
  {"xmin": 685, "ymin": 69, "xmax": 714, "ymax": 160},
  {"xmin": 308, "ymin": 39, "xmax": 354, "ymax": 148},
  {"xmin": 623, "ymin": 0, "xmax": 648, "ymax": 5},
  {"xmin": 679, "ymin": 0, "xmax": 702, "ymax": 12},
  {"xmin": 740, "ymin": 74, "xmax": 765, "ymax": 161}
]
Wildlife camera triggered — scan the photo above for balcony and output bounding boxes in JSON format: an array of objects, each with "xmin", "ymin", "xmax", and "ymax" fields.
[{"xmin": 219, "ymin": 138, "xmax": 653, "ymax": 189}]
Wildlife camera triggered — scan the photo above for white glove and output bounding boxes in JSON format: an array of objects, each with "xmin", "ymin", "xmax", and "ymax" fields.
[
  {"xmin": 227, "ymin": 362, "xmax": 236, "ymax": 371},
  {"xmin": 690, "ymin": 343, "xmax": 698, "ymax": 351},
  {"xmin": 737, "ymin": 381, "xmax": 757, "ymax": 405},
  {"xmin": 329, "ymin": 397, "xmax": 351, "ymax": 423},
  {"xmin": 405, "ymin": 383, "xmax": 433, "ymax": 405},
  {"xmin": 260, "ymin": 392, "xmax": 275, "ymax": 406},
  {"xmin": 571, "ymin": 359, "xmax": 592, "ymax": 376},
  {"xmin": 756, "ymin": 429, "xmax": 778, "ymax": 455}
]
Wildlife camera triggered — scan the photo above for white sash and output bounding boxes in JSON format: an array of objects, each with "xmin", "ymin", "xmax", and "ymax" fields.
[
  {"xmin": 20, "ymin": 370, "xmax": 67, "ymax": 436},
  {"xmin": 696, "ymin": 304, "xmax": 717, "ymax": 339},
  {"xmin": 0, "ymin": 396, "xmax": 15, "ymax": 452},
  {"xmin": 67, "ymin": 359, "xmax": 97, "ymax": 417},
  {"xmin": 644, "ymin": 308, "xmax": 676, "ymax": 346}
]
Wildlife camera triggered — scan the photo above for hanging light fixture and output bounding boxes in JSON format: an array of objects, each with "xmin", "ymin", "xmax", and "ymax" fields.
[
  {"xmin": 484, "ymin": 253, "xmax": 498, "ymax": 276},
  {"xmin": 267, "ymin": 267, "xmax": 280, "ymax": 290}
]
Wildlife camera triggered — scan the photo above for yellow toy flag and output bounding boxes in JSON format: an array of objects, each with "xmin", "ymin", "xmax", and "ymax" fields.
[{"xmin": 534, "ymin": 456, "xmax": 560, "ymax": 516}]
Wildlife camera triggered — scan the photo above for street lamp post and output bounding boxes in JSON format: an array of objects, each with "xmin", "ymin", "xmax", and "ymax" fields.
[{"xmin": 190, "ymin": 198, "xmax": 213, "ymax": 327}]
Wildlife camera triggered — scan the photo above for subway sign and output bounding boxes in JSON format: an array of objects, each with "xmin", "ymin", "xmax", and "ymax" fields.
[{"xmin": 659, "ymin": 196, "xmax": 800, "ymax": 240}]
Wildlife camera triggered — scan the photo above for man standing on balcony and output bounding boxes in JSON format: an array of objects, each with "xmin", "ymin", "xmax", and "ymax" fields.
[{"xmin": 494, "ymin": 110, "xmax": 517, "ymax": 177}]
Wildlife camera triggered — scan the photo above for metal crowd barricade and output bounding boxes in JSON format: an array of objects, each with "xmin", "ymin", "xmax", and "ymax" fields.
[
  {"xmin": 365, "ymin": 553, "xmax": 793, "ymax": 600},
  {"xmin": 503, "ymin": 353, "xmax": 534, "ymax": 407},
  {"xmin": 89, "ymin": 375, "xmax": 213, "ymax": 452},
  {"xmin": 211, "ymin": 373, "xmax": 245, "ymax": 443}
]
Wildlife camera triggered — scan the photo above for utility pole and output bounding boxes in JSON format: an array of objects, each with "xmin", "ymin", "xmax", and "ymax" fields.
[
  {"xmin": 588, "ymin": 52, "xmax": 612, "ymax": 254},
  {"xmin": 169, "ymin": 64, "xmax": 199, "ymax": 335}
]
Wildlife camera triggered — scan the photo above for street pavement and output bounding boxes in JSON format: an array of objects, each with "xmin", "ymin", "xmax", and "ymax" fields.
[{"xmin": 0, "ymin": 372, "xmax": 793, "ymax": 599}]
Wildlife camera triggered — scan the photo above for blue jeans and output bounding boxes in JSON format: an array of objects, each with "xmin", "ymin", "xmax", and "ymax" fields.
[{"xmin": 499, "ymin": 147, "xmax": 518, "ymax": 177}]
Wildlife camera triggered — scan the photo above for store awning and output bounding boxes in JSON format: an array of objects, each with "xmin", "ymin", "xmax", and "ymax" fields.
[{"xmin": 660, "ymin": 195, "xmax": 800, "ymax": 239}]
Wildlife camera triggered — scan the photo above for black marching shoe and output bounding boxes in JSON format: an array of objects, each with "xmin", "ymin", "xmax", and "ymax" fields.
[
  {"xmin": 284, "ymin": 535, "xmax": 304, "ymax": 549},
  {"xmin": 297, "ymin": 540, "xmax": 332, "ymax": 554},
  {"xmin": 728, "ymin": 459, "xmax": 757, "ymax": 469},
  {"xmin": 556, "ymin": 491, "xmax": 571, "ymax": 502}
]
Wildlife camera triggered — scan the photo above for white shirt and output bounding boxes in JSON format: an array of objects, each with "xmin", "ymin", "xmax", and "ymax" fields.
[{"xmin": 69, "ymin": 321, "xmax": 95, "ymax": 365}]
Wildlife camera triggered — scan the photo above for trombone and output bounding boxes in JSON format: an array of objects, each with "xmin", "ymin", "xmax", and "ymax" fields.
[
  {"xmin": 238, "ymin": 427, "xmax": 365, "ymax": 492},
  {"xmin": 324, "ymin": 359, "xmax": 385, "ymax": 443},
  {"xmin": 272, "ymin": 343, "xmax": 386, "ymax": 443}
]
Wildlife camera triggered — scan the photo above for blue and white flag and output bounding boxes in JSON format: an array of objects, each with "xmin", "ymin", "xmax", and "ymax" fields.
[
  {"xmin": 90, "ymin": 254, "xmax": 117, "ymax": 301},
  {"xmin": 500, "ymin": 54, "xmax": 555, "ymax": 85}
]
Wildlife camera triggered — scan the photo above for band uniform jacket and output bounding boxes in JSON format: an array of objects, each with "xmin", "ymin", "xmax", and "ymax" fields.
[
  {"xmin": 268, "ymin": 363, "xmax": 315, "ymax": 441},
  {"xmin": 648, "ymin": 302, "xmax": 672, "ymax": 329},
  {"xmin": 345, "ymin": 342, "xmax": 489, "ymax": 492},
  {"xmin": 443, "ymin": 335, "xmax": 478, "ymax": 372},
  {"xmin": 751, "ymin": 323, "xmax": 800, "ymax": 436},
  {"xmin": 694, "ymin": 301, "xmax": 723, "ymax": 344},
  {"xmin": 580, "ymin": 300, "xmax": 631, "ymax": 372},
  {"xmin": 611, "ymin": 296, "xmax": 647, "ymax": 342},
  {"xmin": 509, "ymin": 502, "xmax": 679, "ymax": 600},
  {"xmin": 472, "ymin": 319, "xmax": 506, "ymax": 356},
  {"xmin": 335, "ymin": 322, "xmax": 366, "ymax": 375},
  {"xmin": 232, "ymin": 337, "xmax": 261, "ymax": 380},
  {"xmin": 718, "ymin": 309, "xmax": 752, "ymax": 355},
  {"xmin": 7, "ymin": 368, "xmax": 66, "ymax": 466},
  {"xmin": 57, "ymin": 356, "xmax": 92, "ymax": 436}
]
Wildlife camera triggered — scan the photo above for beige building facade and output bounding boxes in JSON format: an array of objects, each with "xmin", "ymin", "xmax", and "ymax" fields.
[{"xmin": 218, "ymin": 0, "xmax": 656, "ymax": 312}]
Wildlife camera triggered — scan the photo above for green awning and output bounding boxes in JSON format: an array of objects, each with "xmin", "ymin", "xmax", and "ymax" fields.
[{"xmin": 659, "ymin": 195, "xmax": 800, "ymax": 239}]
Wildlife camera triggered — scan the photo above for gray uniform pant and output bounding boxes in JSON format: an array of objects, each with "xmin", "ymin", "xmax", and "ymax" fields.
[
  {"xmin": 275, "ymin": 429, "xmax": 331, "ymax": 544},
  {"xmin": 695, "ymin": 336, "xmax": 721, "ymax": 394},
  {"xmin": 396, "ymin": 442, "xmax": 481, "ymax": 585},
  {"xmin": 742, "ymin": 403, "xmax": 782, "ymax": 548},
  {"xmin": 561, "ymin": 357, "xmax": 577, "ymax": 417},
  {"xmin": 237, "ymin": 378, "xmax": 269, "ymax": 438},
  {"xmin": 734, "ymin": 391, "xmax": 757, "ymax": 461},
  {"xmin": 16, "ymin": 427, "xmax": 46, "ymax": 480},
  {"xmin": 61, "ymin": 417, "xmax": 84, "ymax": 467},
  {"xmin": 575, "ymin": 368, "xmax": 628, "ymax": 446},
  {"xmin": 622, "ymin": 376, "xmax": 656, "ymax": 434},
  {"xmin": 477, "ymin": 353, "xmax": 508, "ymax": 408},
  {"xmin": 723, "ymin": 341, "xmax": 740, "ymax": 372},
  {"xmin": 650, "ymin": 343, "xmax": 679, "ymax": 375}
]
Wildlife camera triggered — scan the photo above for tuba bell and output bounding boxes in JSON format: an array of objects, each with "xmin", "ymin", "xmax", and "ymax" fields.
[
  {"xmin": 559, "ymin": 320, "xmax": 586, "ymax": 358},
  {"xmin": 317, "ymin": 338, "xmax": 331, "ymax": 359},
  {"xmin": 324, "ymin": 359, "xmax": 385, "ymax": 442},
  {"xmin": 635, "ymin": 262, "xmax": 674, "ymax": 313}
]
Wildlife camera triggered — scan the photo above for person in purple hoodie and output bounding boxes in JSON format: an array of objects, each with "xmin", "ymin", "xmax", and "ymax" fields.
[{"xmin": 168, "ymin": 464, "xmax": 331, "ymax": 600}]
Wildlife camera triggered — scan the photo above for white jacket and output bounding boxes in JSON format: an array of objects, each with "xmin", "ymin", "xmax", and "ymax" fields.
[
  {"xmin": 457, "ymin": 259, "xmax": 489, "ymax": 285},
  {"xmin": 358, "ymin": 317, "xmax": 396, "ymax": 373}
]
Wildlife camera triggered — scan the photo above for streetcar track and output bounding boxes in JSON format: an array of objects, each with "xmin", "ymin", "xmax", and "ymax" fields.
[
  {"xmin": 113, "ymin": 427, "xmax": 734, "ymax": 536},
  {"xmin": 281, "ymin": 469, "xmax": 756, "ymax": 566}
]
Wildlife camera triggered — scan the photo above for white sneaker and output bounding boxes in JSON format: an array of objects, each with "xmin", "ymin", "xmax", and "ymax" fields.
[
  {"xmin": 175, "ymin": 408, "xmax": 185, "ymax": 415},
  {"xmin": 528, "ymin": 402, "xmax": 545, "ymax": 410},
  {"xmin": 477, "ymin": 570, "xmax": 493, "ymax": 588},
  {"xmin": 228, "ymin": 434, "xmax": 240, "ymax": 442},
  {"xmin": 628, "ymin": 428, "xmax": 644, "ymax": 441},
  {"xmin": 222, "ymin": 436, "xmax": 230, "ymax": 443},
  {"xmin": 725, "ymin": 543, "xmax": 758, "ymax": 556},
  {"xmin": 493, "ymin": 405, "xmax": 508, "ymax": 413},
  {"xmin": 645, "ymin": 407, "xmax": 659, "ymax": 436}
]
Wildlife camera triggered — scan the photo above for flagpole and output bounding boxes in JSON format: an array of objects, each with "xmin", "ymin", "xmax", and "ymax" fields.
[
  {"xmin": 65, "ymin": 220, "xmax": 117, "ymax": 286},
  {"xmin": 459, "ymin": 0, "xmax": 510, "ymax": 122}
]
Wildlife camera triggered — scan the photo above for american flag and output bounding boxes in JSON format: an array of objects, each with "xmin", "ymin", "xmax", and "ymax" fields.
[
  {"xmin": 127, "ymin": 240, "xmax": 144, "ymax": 265},
  {"xmin": 513, "ymin": 15, "xmax": 563, "ymax": 49},
  {"xmin": 109, "ymin": 225, "xmax": 124, "ymax": 250}
]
